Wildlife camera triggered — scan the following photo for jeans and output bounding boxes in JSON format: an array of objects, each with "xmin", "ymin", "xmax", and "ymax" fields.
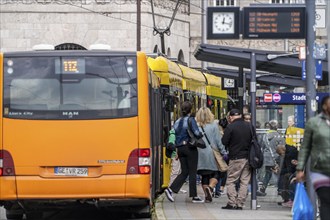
[
  {"xmin": 169, "ymin": 145, "xmax": 198, "ymax": 197},
  {"xmin": 262, "ymin": 166, "xmax": 274, "ymax": 191},
  {"xmin": 316, "ymin": 187, "xmax": 330, "ymax": 220}
]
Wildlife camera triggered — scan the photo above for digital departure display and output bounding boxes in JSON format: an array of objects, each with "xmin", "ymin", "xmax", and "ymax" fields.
[
  {"xmin": 243, "ymin": 7, "xmax": 305, "ymax": 39},
  {"xmin": 55, "ymin": 58, "xmax": 85, "ymax": 74}
]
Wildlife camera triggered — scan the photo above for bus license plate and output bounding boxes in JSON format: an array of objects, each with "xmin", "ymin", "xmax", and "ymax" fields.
[{"xmin": 54, "ymin": 167, "xmax": 88, "ymax": 177}]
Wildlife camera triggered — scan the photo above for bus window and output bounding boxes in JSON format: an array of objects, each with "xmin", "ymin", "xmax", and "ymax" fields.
[{"xmin": 4, "ymin": 56, "xmax": 137, "ymax": 119}]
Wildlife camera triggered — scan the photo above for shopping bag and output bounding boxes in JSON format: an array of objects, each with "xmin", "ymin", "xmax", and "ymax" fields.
[
  {"xmin": 212, "ymin": 148, "xmax": 228, "ymax": 172},
  {"xmin": 292, "ymin": 182, "xmax": 314, "ymax": 220}
]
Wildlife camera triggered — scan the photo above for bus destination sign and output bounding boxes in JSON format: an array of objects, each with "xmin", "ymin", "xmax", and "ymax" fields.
[{"xmin": 243, "ymin": 7, "xmax": 305, "ymax": 39}]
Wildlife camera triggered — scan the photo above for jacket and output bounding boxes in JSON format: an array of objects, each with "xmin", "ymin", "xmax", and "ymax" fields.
[
  {"xmin": 197, "ymin": 122, "xmax": 226, "ymax": 171},
  {"xmin": 173, "ymin": 116, "xmax": 202, "ymax": 147},
  {"xmin": 222, "ymin": 118, "xmax": 252, "ymax": 160},
  {"xmin": 263, "ymin": 130, "xmax": 285, "ymax": 166},
  {"xmin": 297, "ymin": 113, "xmax": 330, "ymax": 177}
]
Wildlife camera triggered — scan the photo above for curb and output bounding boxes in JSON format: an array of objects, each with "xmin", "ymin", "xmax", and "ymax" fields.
[{"xmin": 153, "ymin": 193, "xmax": 166, "ymax": 220}]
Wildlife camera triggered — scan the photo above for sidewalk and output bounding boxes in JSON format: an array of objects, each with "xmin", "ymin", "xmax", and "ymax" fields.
[{"xmin": 154, "ymin": 183, "xmax": 293, "ymax": 220}]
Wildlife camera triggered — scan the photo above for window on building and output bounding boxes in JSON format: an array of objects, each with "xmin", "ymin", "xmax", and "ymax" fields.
[
  {"xmin": 213, "ymin": 0, "xmax": 236, "ymax": 6},
  {"xmin": 270, "ymin": 0, "xmax": 305, "ymax": 3}
]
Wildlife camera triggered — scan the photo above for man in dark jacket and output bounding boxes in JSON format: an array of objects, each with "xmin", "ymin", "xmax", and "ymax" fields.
[{"xmin": 221, "ymin": 109, "xmax": 252, "ymax": 210}]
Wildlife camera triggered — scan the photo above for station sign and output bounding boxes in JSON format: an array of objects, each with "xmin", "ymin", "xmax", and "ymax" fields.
[
  {"xmin": 260, "ymin": 93, "xmax": 329, "ymax": 105},
  {"xmin": 243, "ymin": 6, "xmax": 306, "ymax": 39}
]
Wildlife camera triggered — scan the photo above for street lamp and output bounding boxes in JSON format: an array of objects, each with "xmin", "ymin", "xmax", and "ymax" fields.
[{"xmin": 266, "ymin": 52, "xmax": 299, "ymax": 60}]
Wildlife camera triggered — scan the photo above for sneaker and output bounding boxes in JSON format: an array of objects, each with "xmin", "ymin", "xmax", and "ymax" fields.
[
  {"xmin": 282, "ymin": 200, "xmax": 293, "ymax": 208},
  {"xmin": 219, "ymin": 190, "xmax": 225, "ymax": 195},
  {"xmin": 165, "ymin": 188, "xmax": 174, "ymax": 202},
  {"xmin": 256, "ymin": 191, "xmax": 267, "ymax": 196},
  {"xmin": 222, "ymin": 204, "xmax": 236, "ymax": 210},
  {"xmin": 205, "ymin": 187, "xmax": 213, "ymax": 203},
  {"xmin": 192, "ymin": 196, "xmax": 204, "ymax": 203},
  {"xmin": 260, "ymin": 187, "xmax": 266, "ymax": 193},
  {"xmin": 179, "ymin": 189, "xmax": 187, "ymax": 194},
  {"xmin": 214, "ymin": 191, "xmax": 221, "ymax": 198},
  {"xmin": 236, "ymin": 206, "xmax": 243, "ymax": 210}
]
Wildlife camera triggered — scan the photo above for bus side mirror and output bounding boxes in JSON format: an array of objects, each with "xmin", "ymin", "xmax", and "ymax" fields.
[{"xmin": 165, "ymin": 95, "xmax": 175, "ymax": 112}]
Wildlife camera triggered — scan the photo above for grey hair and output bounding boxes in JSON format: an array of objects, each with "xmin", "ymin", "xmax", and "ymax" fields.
[{"xmin": 269, "ymin": 120, "xmax": 278, "ymax": 130}]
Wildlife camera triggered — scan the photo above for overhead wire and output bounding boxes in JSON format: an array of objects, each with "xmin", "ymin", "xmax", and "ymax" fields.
[{"xmin": 56, "ymin": 0, "xmax": 190, "ymax": 39}]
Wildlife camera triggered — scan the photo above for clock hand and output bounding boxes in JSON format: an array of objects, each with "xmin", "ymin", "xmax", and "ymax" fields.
[{"xmin": 222, "ymin": 17, "xmax": 225, "ymax": 24}]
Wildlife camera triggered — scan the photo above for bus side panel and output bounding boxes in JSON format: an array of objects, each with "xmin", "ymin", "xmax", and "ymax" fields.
[
  {"xmin": 137, "ymin": 52, "xmax": 150, "ymax": 150},
  {"xmin": 0, "ymin": 177, "xmax": 16, "ymax": 200},
  {"xmin": 0, "ymin": 53, "xmax": 3, "ymax": 200},
  {"xmin": 125, "ymin": 175, "xmax": 150, "ymax": 198}
]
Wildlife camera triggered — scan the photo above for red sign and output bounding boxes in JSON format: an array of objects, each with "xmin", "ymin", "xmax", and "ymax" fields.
[
  {"xmin": 264, "ymin": 93, "xmax": 273, "ymax": 102},
  {"xmin": 273, "ymin": 93, "xmax": 281, "ymax": 102}
]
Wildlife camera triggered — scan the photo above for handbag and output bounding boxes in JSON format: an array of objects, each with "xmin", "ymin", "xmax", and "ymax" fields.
[
  {"xmin": 202, "ymin": 127, "xmax": 228, "ymax": 172},
  {"xmin": 292, "ymin": 182, "xmax": 314, "ymax": 220},
  {"xmin": 187, "ymin": 117, "xmax": 206, "ymax": 149},
  {"xmin": 248, "ymin": 124, "xmax": 264, "ymax": 169}
]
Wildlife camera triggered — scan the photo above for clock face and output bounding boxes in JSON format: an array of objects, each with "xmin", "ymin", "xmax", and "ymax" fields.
[{"xmin": 213, "ymin": 12, "xmax": 235, "ymax": 34}]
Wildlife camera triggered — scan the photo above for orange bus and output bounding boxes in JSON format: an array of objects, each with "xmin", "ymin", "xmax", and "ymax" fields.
[{"xmin": 0, "ymin": 48, "xmax": 164, "ymax": 219}]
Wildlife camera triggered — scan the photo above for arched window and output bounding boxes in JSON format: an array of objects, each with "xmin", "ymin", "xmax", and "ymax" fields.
[
  {"xmin": 178, "ymin": 50, "xmax": 185, "ymax": 63},
  {"xmin": 153, "ymin": 45, "xmax": 159, "ymax": 53},
  {"xmin": 167, "ymin": 48, "xmax": 171, "ymax": 57},
  {"xmin": 55, "ymin": 43, "xmax": 87, "ymax": 50}
]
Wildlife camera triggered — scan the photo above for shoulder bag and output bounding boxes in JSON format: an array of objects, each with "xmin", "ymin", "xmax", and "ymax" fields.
[
  {"xmin": 248, "ymin": 124, "xmax": 264, "ymax": 169},
  {"xmin": 202, "ymin": 127, "xmax": 228, "ymax": 172},
  {"xmin": 187, "ymin": 117, "xmax": 206, "ymax": 149}
]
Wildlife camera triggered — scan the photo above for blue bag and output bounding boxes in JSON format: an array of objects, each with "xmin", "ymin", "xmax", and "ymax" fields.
[{"xmin": 292, "ymin": 182, "xmax": 314, "ymax": 220}]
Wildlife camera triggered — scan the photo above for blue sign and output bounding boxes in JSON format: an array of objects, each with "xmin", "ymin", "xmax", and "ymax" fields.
[
  {"xmin": 302, "ymin": 60, "xmax": 306, "ymax": 80},
  {"xmin": 260, "ymin": 93, "xmax": 329, "ymax": 105},
  {"xmin": 301, "ymin": 60, "xmax": 322, "ymax": 80},
  {"xmin": 316, "ymin": 60, "xmax": 322, "ymax": 80}
]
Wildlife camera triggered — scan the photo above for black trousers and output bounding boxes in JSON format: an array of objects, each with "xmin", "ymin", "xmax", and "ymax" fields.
[
  {"xmin": 169, "ymin": 145, "xmax": 198, "ymax": 197},
  {"xmin": 316, "ymin": 187, "xmax": 330, "ymax": 220}
]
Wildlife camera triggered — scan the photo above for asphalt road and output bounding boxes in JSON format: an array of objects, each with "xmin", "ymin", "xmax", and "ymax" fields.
[{"xmin": 0, "ymin": 207, "xmax": 151, "ymax": 220}]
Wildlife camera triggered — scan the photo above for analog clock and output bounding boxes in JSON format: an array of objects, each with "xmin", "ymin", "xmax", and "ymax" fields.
[
  {"xmin": 213, "ymin": 12, "xmax": 235, "ymax": 34},
  {"xmin": 207, "ymin": 7, "xmax": 240, "ymax": 39}
]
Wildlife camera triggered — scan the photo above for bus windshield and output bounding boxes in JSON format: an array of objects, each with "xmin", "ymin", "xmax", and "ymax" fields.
[{"xmin": 3, "ymin": 56, "xmax": 137, "ymax": 120}]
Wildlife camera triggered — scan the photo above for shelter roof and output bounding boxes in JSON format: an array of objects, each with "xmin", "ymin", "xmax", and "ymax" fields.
[{"xmin": 194, "ymin": 44, "xmax": 328, "ymax": 86}]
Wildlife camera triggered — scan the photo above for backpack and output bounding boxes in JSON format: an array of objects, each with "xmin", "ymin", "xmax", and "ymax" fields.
[
  {"xmin": 165, "ymin": 129, "xmax": 176, "ymax": 158},
  {"xmin": 248, "ymin": 125, "xmax": 264, "ymax": 169}
]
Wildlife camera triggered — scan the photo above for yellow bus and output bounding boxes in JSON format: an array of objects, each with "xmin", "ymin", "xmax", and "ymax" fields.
[
  {"xmin": 147, "ymin": 56, "xmax": 184, "ymax": 188},
  {"xmin": 203, "ymin": 73, "xmax": 227, "ymax": 119},
  {"xmin": 0, "ymin": 48, "xmax": 164, "ymax": 219}
]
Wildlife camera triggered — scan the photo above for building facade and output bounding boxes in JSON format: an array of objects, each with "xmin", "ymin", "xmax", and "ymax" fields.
[{"xmin": 0, "ymin": 0, "xmax": 327, "ymax": 67}]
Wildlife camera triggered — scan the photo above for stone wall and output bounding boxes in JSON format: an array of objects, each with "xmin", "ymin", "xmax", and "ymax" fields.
[{"xmin": 0, "ymin": 0, "xmax": 190, "ymax": 63}]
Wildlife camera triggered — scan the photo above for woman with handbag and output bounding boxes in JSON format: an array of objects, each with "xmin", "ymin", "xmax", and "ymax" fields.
[
  {"xmin": 164, "ymin": 101, "xmax": 205, "ymax": 203},
  {"xmin": 195, "ymin": 107, "xmax": 227, "ymax": 203}
]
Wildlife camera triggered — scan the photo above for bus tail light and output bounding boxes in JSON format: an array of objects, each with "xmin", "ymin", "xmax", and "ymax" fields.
[
  {"xmin": 0, "ymin": 150, "xmax": 15, "ymax": 176},
  {"xmin": 127, "ymin": 148, "xmax": 151, "ymax": 174}
]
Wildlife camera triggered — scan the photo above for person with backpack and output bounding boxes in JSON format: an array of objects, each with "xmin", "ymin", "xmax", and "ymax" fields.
[
  {"xmin": 164, "ymin": 101, "xmax": 204, "ymax": 203},
  {"xmin": 221, "ymin": 109, "xmax": 252, "ymax": 210}
]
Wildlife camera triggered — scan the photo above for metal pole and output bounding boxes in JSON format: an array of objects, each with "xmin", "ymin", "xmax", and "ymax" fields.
[
  {"xmin": 243, "ymin": 71, "xmax": 247, "ymax": 106},
  {"xmin": 305, "ymin": 0, "xmax": 317, "ymax": 217},
  {"xmin": 250, "ymin": 52, "xmax": 257, "ymax": 210},
  {"xmin": 238, "ymin": 67, "xmax": 244, "ymax": 113},
  {"xmin": 201, "ymin": 0, "xmax": 207, "ymax": 69},
  {"xmin": 136, "ymin": 0, "xmax": 141, "ymax": 51},
  {"xmin": 328, "ymin": 0, "xmax": 330, "ymax": 93}
]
